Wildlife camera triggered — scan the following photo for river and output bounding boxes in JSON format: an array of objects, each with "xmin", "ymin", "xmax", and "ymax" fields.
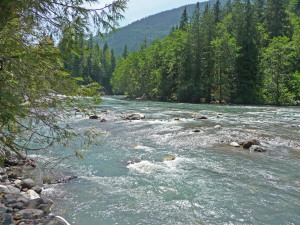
[{"xmin": 41, "ymin": 96, "xmax": 300, "ymax": 225}]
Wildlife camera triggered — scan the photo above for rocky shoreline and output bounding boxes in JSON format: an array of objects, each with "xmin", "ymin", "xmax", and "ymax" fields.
[{"xmin": 0, "ymin": 148, "xmax": 70, "ymax": 225}]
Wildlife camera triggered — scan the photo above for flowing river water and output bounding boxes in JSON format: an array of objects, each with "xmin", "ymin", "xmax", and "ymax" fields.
[{"xmin": 41, "ymin": 96, "xmax": 300, "ymax": 225}]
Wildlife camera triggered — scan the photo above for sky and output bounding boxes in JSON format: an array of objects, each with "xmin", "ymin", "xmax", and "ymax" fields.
[{"xmin": 91, "ymin": 0, "xmax": 208, "ymax": 27}]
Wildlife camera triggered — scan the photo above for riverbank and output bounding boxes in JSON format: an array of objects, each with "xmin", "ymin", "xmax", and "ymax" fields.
[
  {"xmin": 0, "ymin": 148, "xmax": 70, "ymax": 225},
  {"xmin": 124, "ymin": 95, "xmax": 300, "ymax": 106}
]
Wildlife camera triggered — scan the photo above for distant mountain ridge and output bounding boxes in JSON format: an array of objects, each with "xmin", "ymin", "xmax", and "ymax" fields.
[{"xmin": 97, "ymin": 0, "xmax": 226, "ymax": 56}]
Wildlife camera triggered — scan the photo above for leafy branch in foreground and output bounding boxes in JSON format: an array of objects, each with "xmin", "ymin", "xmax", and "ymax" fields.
[{"xmin": 0, "ymin": 0, "xmax": 128, "ymax": 168}]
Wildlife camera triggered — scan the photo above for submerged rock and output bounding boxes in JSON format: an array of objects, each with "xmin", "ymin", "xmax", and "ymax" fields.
[
  {"xmin": 198, "ymin": 116, "xmax": 208, "ymax": 120},
  {"xmin": 193, "ymin": 129, "xmax": 201, "ymax": 133},
  {"xmin": 242, "ymin": 139, "xmax": 260, "ymax": 149},
  {"xmin": 230, "ymin": 142, "xmax": 240, "ymax": 147},
  {"xmin": 124, "ymin": 113, "xmax": 145, "ymax": 120},
  {"xmin": 163, "ymin": 156, "xmax": 176, "ymax": 161},
  {"xmin": 249, "ymin": 145, "xmax": 266, "ymax": 152}
]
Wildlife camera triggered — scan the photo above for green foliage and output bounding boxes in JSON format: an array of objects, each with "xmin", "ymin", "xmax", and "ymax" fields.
[
  {"xmin": 0, "ymin": 0, "xmax": 127, "ymax": 167},
  {"xmin": 111, "ymin": 0, "xmax": 300, "ymax": 106},
  {"xmin": 261, "ymin": 36, "xmax": 297, "ymax": 104}
]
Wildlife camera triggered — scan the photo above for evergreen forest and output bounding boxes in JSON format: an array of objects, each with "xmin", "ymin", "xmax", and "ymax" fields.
[{"xmin": 111, "ymin": 0, "xmax": 300, "ymax": 105}]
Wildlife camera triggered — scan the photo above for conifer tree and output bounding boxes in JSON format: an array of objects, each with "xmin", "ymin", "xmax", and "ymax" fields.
[
  {"xmin": 122, "ymin": 44, "xmax": 128, "ymax": 59},
  {"xmin": 265, "ymin": 0, "xmax": 290, "ymax": 38},
  {"xmin": 179, "ymin": 7, "xmax": 189, "ymax": 30}
]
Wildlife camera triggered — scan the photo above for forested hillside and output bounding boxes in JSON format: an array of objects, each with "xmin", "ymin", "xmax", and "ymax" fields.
[
  {"xmin": 97, "ymin": 0, "xmax": 227, "ymax": 56},
  {"xmin": 112, "ymin": 0, "xmax": 300, "ymax": 105},
  {"xmin": 61, "ymin": 35, "xmax": 116, "ymax": 94}
]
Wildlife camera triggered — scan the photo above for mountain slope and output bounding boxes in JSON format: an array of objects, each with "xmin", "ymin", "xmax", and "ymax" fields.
[{"xmin": 98, "ymin": 0, "xmax": 226, "ymax": 56}]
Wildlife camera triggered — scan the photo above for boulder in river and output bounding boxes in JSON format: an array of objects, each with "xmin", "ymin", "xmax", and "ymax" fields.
[
  {"xmin": 249, "ymin": 145, "xmax": 266, "ymax": 152},
  {"xmin": 198, "ymin": 116, "xmax": 208, "ymax": 120},
  {"xmin": 124, "ymin": 113, "xmax": 145, "ymax": 120},
  {"xmin": 242, "ymin": 139, "xmax": 260, "ymax": 149},
  {"xmin": 230, "ymin": 142, "xmax": 240, "ymax": 147},
  {"xmin": 174, "ymin": 118, "xmax": 180, "ymax": 121},
  {"xmin": 214, "ymin": 125, "xmax": 222, "ymax": 129},
  {"xmin": 89, "ymin": 115, "xmax": 99, "ymax": 119},
  {"xmin": 163, "ymin": 156, "xmax": 176, "ymax": 161},
  {"xmin": 193, "ymin": 129, "xmax": 201, "ymax": 133}
]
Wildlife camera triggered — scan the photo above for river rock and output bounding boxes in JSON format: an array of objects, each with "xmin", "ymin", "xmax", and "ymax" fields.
[
  {"xmin": 198, "ymin": 116, "xmax": 208, "ymax": 120},
  {"xmin": 0, "ymin": 167, "xmax": 7, "ymax": 175},
  {"xmin": 3, "ymin": 149, "xmax": 24, "ymax": 166},
  {"xmin": 17, "ymin": 195, "xmax": 30, "ymax": 205},
  {"xmin": 249, "ymin": 145, "xmax": 266, "ymax": 152},
  {"xmin": 32, "ymin": 186, "xmax": 42, "ymax": 195},
  {"xmin": 2, "ymin": 213, "xmax": 14, "ymax": 225},
  {"xmin": 0, "ymin": 185, "xmax": 10, "ymax": 194},
  {"xmin": 22, "ymin": 178, "xmax": 36, "ymax": 189},
  {"xmin": 230, "ymin": 142, "xmax": 240, "ymax": 147},
  {"xmin": 0, "ymin": 185, "xmax": 20, "ymax": 195},
  {"xmin": 26, "ymin": 190, "xmax": 40, "ymax": 200},
  {"xmin": 242, "ymin": 139, "xmax": 260, "ymax": 149},
  {"xmin": 124, "ymin": 113, "xmax": 145, "ymax": 120},
  {"xmin": 100, "ymin": 118, "xmax": 107, "ymax": 122},
  {"xmin": 27, "ymin": 197, "xmax": 53, "ymax": 213},
  {"xmin": 193, "ymin": 129, "xmax": 201, "ymax": 133},
  {"xmin": 7, "ymin": 172, "xmax": 18, "ymax": 179},
  {"xmin": 163, "ymin": 156, "xmax": 176, "ymax": 161},
  {"xmin": 45, "ymin": 216, "xmax": 71, "ymax": 225},
  {"xmin": 14, "ymin": 209, "xmax": 44, "ymax": 220},
  {"xmin": 89, "ymin": 115, "xmax": 99, "ymax": 119},
  {"xmin": 174, "ymin": 118, "xmax": 180, "ymax": 121},
  {"xmin": 214, "ymin": 125, "xmax": 222, "ymax": 129},
  {"xmin": 10, "ymin": 202, "xmax": 24, "ymax": 210},
  {"xmin": 13, "ymin": 180, "xmax": 23, "ymax": 190}
]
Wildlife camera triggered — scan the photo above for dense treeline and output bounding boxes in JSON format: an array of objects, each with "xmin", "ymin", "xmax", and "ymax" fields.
[
  {"xmin": 61, "ymin": 35, "xmax": 116, "ymax": 94},
  {"xmin": 112, "ymin": 0, "xmax": 300, "ymax": 105}
]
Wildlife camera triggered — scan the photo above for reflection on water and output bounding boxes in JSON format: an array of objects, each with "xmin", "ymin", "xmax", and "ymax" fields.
[{"xmin": 41, "ymin": 96, "xmax": 300, "ymax": 225}]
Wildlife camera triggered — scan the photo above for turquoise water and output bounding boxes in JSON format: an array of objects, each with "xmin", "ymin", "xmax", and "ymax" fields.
[{"xmin": 42, "ymin": 96, "xmax": 300, "ymax": 225}]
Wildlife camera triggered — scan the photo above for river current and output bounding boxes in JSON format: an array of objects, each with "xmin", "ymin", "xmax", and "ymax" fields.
[{"xmin": 41, "ymin": 96, "xmax": 300, "ymax": 225}]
